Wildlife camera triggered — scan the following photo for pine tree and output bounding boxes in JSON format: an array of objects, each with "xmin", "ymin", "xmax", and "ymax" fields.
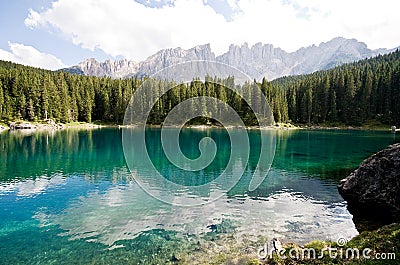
[
  {"xmin": 359, "ymin": 68, "xmax": 373, "ymax": 121},
  {"xmin": 327, "ymin": 89, "xmax": 337, "ymax": 121},
  {"xmin": 40, "ymin": 76, "xmax": 49, "ymax": 120},
  {"xmin": 56, "ymin": 73, "xmax": 71, "ymax": 123},
  {"xmin": 320, "ymin": 75, "xmax": 330, "ymax": 122},
  {"xmin": 27, "ymin": 98, "xmax": 35, "ymax": 121},
  {"xmin": 306, "ymin": 85, "xmax": 313, "ymax": 124},
  {"xmin": 287, "ymin": 85, "xmax": 297, "ymax": 122},
  {"xmin": 0, "ymin": 79, "xmax": 3, "ymax": 119}
]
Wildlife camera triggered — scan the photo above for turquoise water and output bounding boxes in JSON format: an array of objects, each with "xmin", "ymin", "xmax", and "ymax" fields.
[{"xmin": 0, "ymin": 128, "xmax": 398, "ymax": 264}]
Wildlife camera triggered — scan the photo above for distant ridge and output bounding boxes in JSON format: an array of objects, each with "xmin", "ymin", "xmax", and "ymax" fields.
[{"xmin": 62, "ymin": 37, "xmax": 398, "ymax": 81}]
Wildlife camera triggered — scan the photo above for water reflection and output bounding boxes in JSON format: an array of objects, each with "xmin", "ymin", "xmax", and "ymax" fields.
[
  {"xmin": 34, "ymin": 168, "xmax": 357, "ymax": 246},
  {"xmin": 0, "ymin": 174, "xmax": 66, "ymax": 197},
  {"xmin": 272, "ymin": 129, "xmax": 398, "ymax": 179},
  {"xmin": 1, "ymin": 128, "xmax": 398, "ymax": 252},
  {"xmin": 123, "ymin": 127, "xmax": 279, "ymax": 205},
  {"xmin": 0, "ymin": 129, "xmax": 125, "ymax": 181}
]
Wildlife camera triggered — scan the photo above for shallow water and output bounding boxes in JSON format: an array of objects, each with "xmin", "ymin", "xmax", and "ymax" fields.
[{"xmin": 0, "ymin": 128, "xmax": 398, "ymax": 264}]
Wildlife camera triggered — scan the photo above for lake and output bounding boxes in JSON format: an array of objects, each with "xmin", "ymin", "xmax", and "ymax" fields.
[{"xmin": 0, "ymin": 128, "xmax": 398, "ymax": 264}]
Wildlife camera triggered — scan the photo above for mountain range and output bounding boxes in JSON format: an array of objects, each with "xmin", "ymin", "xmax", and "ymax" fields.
[{"xmin": 64, "ymin": 37, "xmax": 398, "ymax": 81}]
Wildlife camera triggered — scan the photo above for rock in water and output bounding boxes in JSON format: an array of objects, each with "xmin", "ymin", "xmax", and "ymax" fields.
[{"xmin": 338, "ymin": 143, "xmax": 400, "ymax": 225}]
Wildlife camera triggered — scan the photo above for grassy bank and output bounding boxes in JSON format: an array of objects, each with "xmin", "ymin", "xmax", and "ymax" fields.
[
  {"xmin": 178, "ymin": 223, "xmax": 399, "ymax": 265},
  {"xmin": 264, "ymin": 223, "xmax": 399, "ymax": 264}
]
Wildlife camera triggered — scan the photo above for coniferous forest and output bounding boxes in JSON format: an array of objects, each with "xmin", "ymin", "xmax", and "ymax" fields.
[{"xmin": 0, "ymin": 50, "xmax": 399, "ymax": 126}]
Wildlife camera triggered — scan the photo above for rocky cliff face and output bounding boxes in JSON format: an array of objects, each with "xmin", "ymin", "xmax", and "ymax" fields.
[
  {"xmin": 216, "ymin": 42, "xmax": 290, "ymax": 80},
  {"xmin": 137, "ymin": 44, "xmax": 215, "ymax": 76},
  {"xmin": 217, "ymin": 37, "xmax": 393, "ymax": 80},
  {"xmin": 63, "ymin": 37, "xmax": 396, "ymax": 81},
  {"xmin": 72, "ymin": 58, "xmax": 139, "ymax": 79},
  {"xmin": 338, "ymin": 143, "xmax": 400, "ymax": 228}
]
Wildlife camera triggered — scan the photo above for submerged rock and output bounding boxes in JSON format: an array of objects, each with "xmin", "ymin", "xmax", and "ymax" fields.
[{"xmin": 338, "ymin": 143, "xmax": 400, "ymax": 227}]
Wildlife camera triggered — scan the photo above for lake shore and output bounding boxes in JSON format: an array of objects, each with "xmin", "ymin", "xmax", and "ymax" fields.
[
  {"xmin": 1, "ymin": 120, "xmax": 105, "ymax": 131},
  {"xmin": 189, "ymin": 222, "xmax": 399, "ymax": 264},
  {"xmin": 1, "ymin": 119, "xmax": 396, "ymax": 132}
]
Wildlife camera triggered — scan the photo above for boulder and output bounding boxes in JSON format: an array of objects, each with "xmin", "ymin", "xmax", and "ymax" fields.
[{"xmin": 338, "ymin": 143, "xmax": 400, "ymax": 225}]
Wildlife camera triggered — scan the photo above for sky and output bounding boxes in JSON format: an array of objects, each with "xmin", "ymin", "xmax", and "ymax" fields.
[{"xmin": 0, "ymin": 0, "xmax": 399, "ymax": 70}]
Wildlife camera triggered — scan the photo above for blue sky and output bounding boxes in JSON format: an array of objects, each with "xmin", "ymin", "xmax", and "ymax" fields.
[
  {"xmin": 0, "ymin": 0, "xmax": 399, "ymax": 70},
  {"xmin": 0, "ymin": 1, "xmax": 110, "ymax": 64}
]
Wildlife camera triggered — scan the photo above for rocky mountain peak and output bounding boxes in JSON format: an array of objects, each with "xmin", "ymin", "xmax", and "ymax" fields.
[
  {"xmin": 75, "ymin": 58, "xmax": 138, "ymax": 78},
  {"xmin": 63, "ymin": 37, "xmax": 396, "ymax": 81}
]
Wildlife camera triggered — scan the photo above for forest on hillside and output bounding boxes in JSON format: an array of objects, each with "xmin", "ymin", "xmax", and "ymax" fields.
[
  {"xmin": 274, "ymin": 50, "xmax": 400, "ymax": 125},
  {"xmin": 0, "ymin": 50, "xmax": 399, "ymax": 126}
]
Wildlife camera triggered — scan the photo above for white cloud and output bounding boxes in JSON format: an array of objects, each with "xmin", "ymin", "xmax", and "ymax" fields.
[
  {"xmin": 0, "ymin": 174, "xmax": 66, "ymax": 197},
  {"xmin": 0, "ymin": 42, "xmax": 66, "ymax": 70},
  {"xmin": 36, "ymin": 180, "xmax": 357, "ymax": 246},
  {"xmin": 25, "ymin": 0, "xmax": 400, "ymax": 61},
  {"xmin": 226, "ymin": 0, "xmax": 240, "ymax": 11}
]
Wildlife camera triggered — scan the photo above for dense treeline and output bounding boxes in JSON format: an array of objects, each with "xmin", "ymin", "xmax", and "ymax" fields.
[
  {"xmin": 0, "ymin": 61, "xmax": 272, "ymax": 125},
  {"xmin": 273, "ymin": 50, "xmax": 400, "ymax": 125},
  {"xmin": 0, "ymin": 49, "xmax": 399, "ymax": 126},
  {"xmin": 140, "ymin": 77, "xmax": 273, "ymax": 126},
  {"xmin": 0, "ymin": 61, "xmax": 138, "ymax": 124}
]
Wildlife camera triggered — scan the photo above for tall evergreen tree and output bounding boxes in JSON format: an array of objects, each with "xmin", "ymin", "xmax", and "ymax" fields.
[{"xmin": 0, "ymin": 79, "xmax": 3, "ymax": 119}]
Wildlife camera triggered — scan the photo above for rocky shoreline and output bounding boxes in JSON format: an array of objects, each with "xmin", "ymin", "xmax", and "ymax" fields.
[
  {"xmin": 2, "ymin": 119, "xmax": 396, "ymax": 132},
  {"xmin": 338, "ymin": 143, "xmax": 400, "ymax": 229},
  {"xmin": 2, "ymin": 120, "xmax": 104, "ymax": 132},
  {"xmin": 245, "ymin": 141, "xmax": 400, "ymax": 264}
]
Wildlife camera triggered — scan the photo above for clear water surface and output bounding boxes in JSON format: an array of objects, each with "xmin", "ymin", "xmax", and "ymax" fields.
[{"xmin": 0, "ymin": 128, "xmax": 398, "ymax": 264}]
